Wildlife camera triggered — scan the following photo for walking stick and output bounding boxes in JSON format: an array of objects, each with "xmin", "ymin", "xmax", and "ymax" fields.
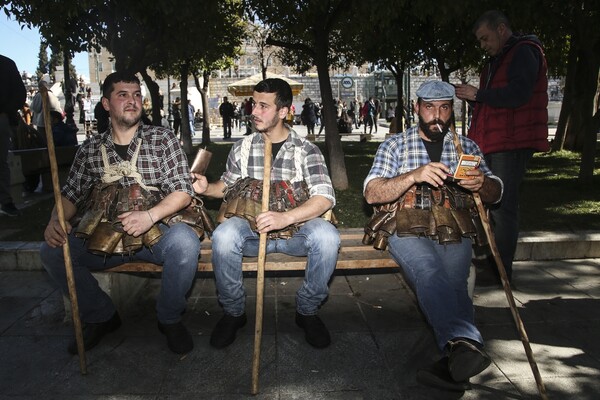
[
  {"xmin": 452, "ymin": 129, "xmax": 547, "ymax": 399},
  {"xmin": 40, "ymin": 86, "xmax": 87, "ymax": 374},
  {"xmin": 251, "ymin": 137, "xmax": 272, "ymax": 395}
]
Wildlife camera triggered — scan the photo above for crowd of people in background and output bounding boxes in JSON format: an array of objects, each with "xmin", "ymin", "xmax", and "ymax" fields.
[
  {"xmin": 295, "ymin": 96, "xmax": 390, "ymax": 136},
  {"xmin": 3, "ymin": 65, "xmax": 418, "ymax": 203}
]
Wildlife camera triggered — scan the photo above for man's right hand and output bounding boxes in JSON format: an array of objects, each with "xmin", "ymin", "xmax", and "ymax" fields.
[
  {"xmin": 44, "ymin": 218, "xmax": 72, "ymax": 248},
  {"xmin": 454, "ymin": 84, "xmax": 478, "ymax": 102},
  {"xmin": 411, "ymin": 162, "xmax": 450, "ymax": 188},
  {"xmin": 192, "ymin": 173, "xmax": 208, "ymax": 194}
]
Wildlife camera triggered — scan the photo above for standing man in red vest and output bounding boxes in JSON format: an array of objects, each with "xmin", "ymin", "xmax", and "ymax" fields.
[{"xmin": 455, "ymin": 10, "xmax": 549, "ymax": 283}]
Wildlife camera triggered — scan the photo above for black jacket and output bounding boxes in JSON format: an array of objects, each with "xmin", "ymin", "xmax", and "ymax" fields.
[{"xmin": 0, "ymin": 55, "xmax": 26, "ymax": 123}]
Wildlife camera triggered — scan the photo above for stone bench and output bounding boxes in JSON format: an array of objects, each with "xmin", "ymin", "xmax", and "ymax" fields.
[
  {"xmin": 106, "ymin": 228, "xmax": 398, "ymax": 273},
  {"xmin": 98, "ymin": 228, "xmax": 477, "ymax": 311},
  {"xmin": 4, "ymin": 229, "xmax": 599, "ymax": 315}
]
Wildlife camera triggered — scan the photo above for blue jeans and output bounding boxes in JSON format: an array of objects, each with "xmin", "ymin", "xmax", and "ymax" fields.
[
  {"xmin": 485, "ymin": 149, "xmax": 534, "ymax": 279},
  {"xmin": 211, "ymin": 217, "xmax": 340, "ymax": 316},
  {"xmin": 387, "ymin": 235, "xmax": 483, "ymax": 352},
  {"xmin": 41, "ymin": 223, "xmax": 200, "ymax": 324}
]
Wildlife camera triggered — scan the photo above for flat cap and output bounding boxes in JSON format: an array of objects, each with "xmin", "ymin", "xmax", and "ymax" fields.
[{"xmin": 415, "ymin": 81, "xmax": 455, "ymax": 101}]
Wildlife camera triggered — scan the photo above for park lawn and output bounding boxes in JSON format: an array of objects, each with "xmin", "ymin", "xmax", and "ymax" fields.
[
  {"xmin": 325, "ymin": 143, "xmax": 600, "ymax": 232},
  {"xmin": 2, "ymin": 141, "xmax": 599, "ymax": 242}
]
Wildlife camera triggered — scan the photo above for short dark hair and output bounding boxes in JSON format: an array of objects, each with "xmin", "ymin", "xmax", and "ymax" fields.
[
  {"xmin": 253, "ymin": 78, "xmax": 293, "ymax": 110},
  {"xmin": 473, "ymin": 10, "xmax": 511, "ymax": 33},
  {"xmin": 102, "ymin": 71, "xmax": 141, "ymax": 99}
]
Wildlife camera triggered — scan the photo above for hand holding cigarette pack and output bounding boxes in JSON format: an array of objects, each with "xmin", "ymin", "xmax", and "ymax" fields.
[{"xmin": 452, "ymin": 154, "xmax": 481, "ymax": 179}]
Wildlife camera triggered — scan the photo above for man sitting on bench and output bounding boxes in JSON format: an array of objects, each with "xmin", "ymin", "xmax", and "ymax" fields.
[
  {"xmin": 192, "ymin": 78, "xmax": 339, "ymax": 349},
  {"xmin": 363, "ymin": 81, "xmax": 502, "ymax": 390},
  {"xmin": 41, "ymin": 71, "xmax": 201, "ymax": 355}
]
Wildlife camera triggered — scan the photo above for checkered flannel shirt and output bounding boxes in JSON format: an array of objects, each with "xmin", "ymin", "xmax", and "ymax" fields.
[
  {"xmin": 364, "ymin": 126, "xmax": 501, "ymax": 194},
  {"xmin": 62, "ymin": 123, "xmax": 193, "ymax": 208},
  {"xmin": 221, "ymin": 129, "xmax": 336, "ymax": 206}
]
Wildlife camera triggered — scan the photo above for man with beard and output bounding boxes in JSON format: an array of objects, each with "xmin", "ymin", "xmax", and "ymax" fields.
[
  {"xmin": 363, "ymin": 81, "xmax": 502, "ymax": 391},
  {"xmin": 41, "ymin": 71, "xmax": 201, "ymax": 355},
  {"xmin": 192, "ymin": 78, "xmax": 339, "ymax": 349}
]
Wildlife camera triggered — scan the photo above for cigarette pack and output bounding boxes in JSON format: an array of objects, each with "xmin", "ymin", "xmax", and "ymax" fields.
[{"xmin": 453, "ymin": 154, "xmax": 481, "ymax": 179}]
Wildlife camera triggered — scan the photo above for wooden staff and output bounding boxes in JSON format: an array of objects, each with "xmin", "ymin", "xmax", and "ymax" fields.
[
  {"xmin": 40, "ymin": 86, "xmax": 87, "ymax": 374},
  {"xmin": 251, "ymin": 138, "xmax": 272, "ymax": 395},
  {"xmin": 452, "ymin": 129, "xmax": 547, "ymax": 399}
]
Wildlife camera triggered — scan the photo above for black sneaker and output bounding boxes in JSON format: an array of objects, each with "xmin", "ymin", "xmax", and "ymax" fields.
[
  {"xmin": 0, "ymin": 202, "xmax": 21, "ymax": 217},
  {"xmin": 295, "ymin": 312, "xmax": 331, "ymax": 348},
  {"xmin": 210, "ymin": 313, "xmax": 247, "ymax": 349},
  {"xmin": 417, "ymin": 356, "xmax": 471, "ymax": 392},
  {"xmin": 68, "ymin": 312, "xmax": 122, "ymax": 354},
  {"xmin": 158, "ymin": 321, "xmax": 194, "ymax": 354},
  {"xmin": 447, "ymin": 339, "xmax": 491, "ymax": 382}
]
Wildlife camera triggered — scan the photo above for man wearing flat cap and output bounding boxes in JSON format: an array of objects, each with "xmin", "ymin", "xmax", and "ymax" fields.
[{"xmin": 363, "ymin": 80, "xmax": 503, "ymax": 391}]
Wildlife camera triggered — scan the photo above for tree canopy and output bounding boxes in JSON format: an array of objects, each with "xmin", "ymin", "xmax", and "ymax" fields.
[{"xmin": 2, "ymin": 0, "xmax": 597, "ymax": 180}]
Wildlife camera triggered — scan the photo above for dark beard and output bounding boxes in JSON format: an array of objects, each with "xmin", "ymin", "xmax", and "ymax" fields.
[
  {"xmin": 113, "ymin": 108, "xmax": 142, "ymax": 129},
  {"xmin": 419, "ymin": 117, "xmax": 451, "ymax": 142},
  {"xmin": 255, "ymin": 114, "xmax": 280, "ymax": 134}
]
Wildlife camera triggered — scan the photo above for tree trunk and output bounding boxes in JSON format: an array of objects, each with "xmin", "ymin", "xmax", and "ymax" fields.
[
  {"xmin": 200, "ymin": 70, "xmax": 212, "ymax": 145},
  {"xmin": 579, "ymin": 107, "xmax": 600, "ymax": 183},
  {"xmin": 139, "ymin": 69, "xmax": 162, "ymax": 126},
  {"xmin": 577, "ymin": 40, "xmax": 600, "ymax": 183},
  {"xmin": 62, "ymin": 51, "xmax": 76, "ymax": 131},
  {"xmin": 315, "ymin": 45, "xmax": 348, "ymax": 190},
  {"xmin": 566, "ymin": 46, "xmax": 599, "ymax": 152},
  {"xmin": 261, "ymin": 65, "xmax": 267, "ymax": 80},
  {"xmin": 179, "ymin": 62, "xmax": 193, "ymax": 154},
  {"xmin": 387, "ymin": 62, "xmax": 405, "ymax": 131},
  {"xmin": 192, "ymin": 70, "xmax": 211, "ymax": 146},
  {"xmin": 437, "ymin": 59, "xmax": 450, "ymax": 82},
  {"xmin": 552, "ymin": 43, "xmax": 578, "ymax": 151},
  {"xmin": 396, "ymin": 71, "xmax": 405, "ymax": 130}
]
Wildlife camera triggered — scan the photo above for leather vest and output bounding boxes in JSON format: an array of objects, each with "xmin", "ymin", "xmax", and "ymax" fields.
[
  {"xmin": 363, "ymin": 184, "xmax": 487, "ymax": 250},
  {"xmin": 218, "ymin": 177, "xmax": 335, "ymax": 239}
]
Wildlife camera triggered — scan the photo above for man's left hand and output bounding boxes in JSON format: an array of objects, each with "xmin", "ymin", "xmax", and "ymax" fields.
[
  {"xmin": 457, "ymin": 169, "xmax": 485, "ymax": 192},
  {"xmin": 118, "ymin": 210, "xmax": 154, "ymax": 237},
  {"xmin": 255, "ymin": 211, "xmax": 293, "ymax": 233}
]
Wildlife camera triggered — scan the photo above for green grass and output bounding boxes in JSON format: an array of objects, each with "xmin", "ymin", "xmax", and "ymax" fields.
[
  {"xmin": 519, "ymin": 150, "xmax": 600, "ymax": 231},
  {"xmin": 2, "ymin": 142, "xmax": 599, "ymax": 241}
]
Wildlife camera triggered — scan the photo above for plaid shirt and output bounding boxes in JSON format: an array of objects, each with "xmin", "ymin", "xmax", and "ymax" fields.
[
  {"xmin": 364, "ymin": 126, "xmax": 501, "ymax": 192},
  {"xmin": 221, "ymin": 128, "xmax": 336, "ymax": 206},
  {"xmin": 62, "ymin": 123, "xmax": 193, "ymax": 208}
]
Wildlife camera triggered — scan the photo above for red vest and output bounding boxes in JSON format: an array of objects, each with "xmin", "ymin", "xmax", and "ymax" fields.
[{"xmin": 468, "ymin": 41, "xmax": 550, "ymax": 155}]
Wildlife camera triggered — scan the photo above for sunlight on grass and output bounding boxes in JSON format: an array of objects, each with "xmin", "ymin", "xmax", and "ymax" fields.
[{"xmin": 547, "ymin": 200, "xmax": 600, "ymax": 215}]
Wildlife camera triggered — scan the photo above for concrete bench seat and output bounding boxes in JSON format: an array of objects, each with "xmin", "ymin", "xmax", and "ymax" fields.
[{"xmin": 3, "ymin": 228, "xmax": 600, "ymax": 320}]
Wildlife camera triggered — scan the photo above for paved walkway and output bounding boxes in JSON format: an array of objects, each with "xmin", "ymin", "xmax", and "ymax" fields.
[
  {"xmin": 2, "ymin": 121, "xmax": 596, "ymax": 398},
  {"xmin": 1, "ymin": 253, "xmax": 599, "ymax": 399}
]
